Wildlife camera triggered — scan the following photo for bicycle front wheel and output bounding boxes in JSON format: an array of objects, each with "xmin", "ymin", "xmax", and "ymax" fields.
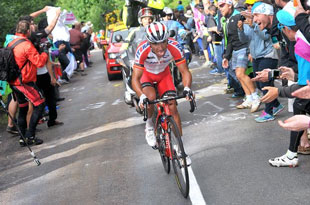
[
  {"xmin": 168, "ymin": 116, "xmax": 189, "ymax": 198},
  {"xmin": 156, "ymin": 122, "xmax": 170, "ymax": 174}
]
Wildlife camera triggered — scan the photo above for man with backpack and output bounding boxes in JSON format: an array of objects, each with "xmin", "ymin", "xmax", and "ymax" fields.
[{"xmin": 6, "ymin": 20, "xmax": 48, "ymax": 146}]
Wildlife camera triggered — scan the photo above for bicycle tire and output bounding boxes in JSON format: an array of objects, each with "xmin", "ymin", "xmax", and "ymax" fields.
[
  {"xmin": 168, "ymin": 116, "xmax": 189, "ymax": 198},
  {"xmin": 156, "ymin": 121, "xmax": 170, "ymax": 174}
]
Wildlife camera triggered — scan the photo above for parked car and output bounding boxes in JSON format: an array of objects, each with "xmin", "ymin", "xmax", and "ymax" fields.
[{"xmin": 104, "ymin": 28, "xmax": 129, "ymax": 81}]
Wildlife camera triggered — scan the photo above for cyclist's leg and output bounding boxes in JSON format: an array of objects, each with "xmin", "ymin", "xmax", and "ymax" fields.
[
  {"xmin": 157, "ymin": 68, "xmax": 182, "ymax": 135},
  {"xmin": 142, "ymin": 85, "xmax": 156, "ymax": 118}
]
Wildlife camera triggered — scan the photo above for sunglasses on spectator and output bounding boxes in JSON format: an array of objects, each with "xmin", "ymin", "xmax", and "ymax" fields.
[
  {"xmin": 245, "ymin": 4, "xmax": 253, "ymax": 8},
  {"xmin": 277, "ymin": 23, "xmax": 291, "ymax": 32},
  {"xmin": 167, "ymin": 14, "xmax": 173, "ymax": 17}
]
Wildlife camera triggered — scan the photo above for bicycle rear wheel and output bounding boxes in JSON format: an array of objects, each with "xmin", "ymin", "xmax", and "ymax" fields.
[
  {"xmin": 156, "ymin": 123, "xmax": 170, "ymax": 174},
  {"xmin": 168, "ymin": 116, "xmax": 189, "ymax": 198}
]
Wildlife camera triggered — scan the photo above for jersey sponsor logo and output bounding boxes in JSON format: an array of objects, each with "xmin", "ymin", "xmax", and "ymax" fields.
[
  {"xmin": 168, "ymin": 39, "xmax": 183, "ymax": 52},
  {"xmin": 135, "ymin": 41, "xmax": 150, "ymax": 59}
]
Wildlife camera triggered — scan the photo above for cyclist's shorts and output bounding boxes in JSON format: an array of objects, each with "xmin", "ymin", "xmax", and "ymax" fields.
[{"xmin": 140, "ymin": 66, "xmax": 176, "ymax": 98}]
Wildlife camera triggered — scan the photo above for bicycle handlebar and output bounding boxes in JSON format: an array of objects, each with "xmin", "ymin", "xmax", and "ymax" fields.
[{"xmin": 143, "ymin": 94, "xmax": 196, "ymax": 121}]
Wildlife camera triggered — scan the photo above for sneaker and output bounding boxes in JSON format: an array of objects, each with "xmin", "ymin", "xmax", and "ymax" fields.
[
  {"xmin": 145, "ymin": 127, "xmax": 156, "ymax": 147},
  {"xmin": 273, "ymin": 104, "xmax": 284, "ymax": 116},
  {"xmin": 209, "ymin": 68, "xmax": 219, "ymax": 75},
  {"xmin": 47, "ymin": 120, "xmax": 64, "ymax": 128},
  {"xmin": 251, "ymin": 99, "xmax": 261, "ymax": 113},
  {"xmin": 19, "ymin": 136, "xmax": 43, "ymax": 147},
  {"xmin": 6, "ymin": 126, "xmax": 18, "ymax": 134},
  {"xmin": 255, "ymin": 111, "xmax": 275, "ymax": 123},
  {"xmin": 269, "ymin": 154, "xmax": 298, "ymax": 167},
  {"xmin": 236, "ymin": 100, "xmax": 252, "ymax": 109},
  {"xmin": 224, "ymin": 87, "xmax": 234, "ymax": 94}
]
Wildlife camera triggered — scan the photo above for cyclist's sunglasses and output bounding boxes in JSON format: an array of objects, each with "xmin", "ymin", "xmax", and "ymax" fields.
[{"xmin": 277, "ymin": 23, "xmax": 291, "ymax": 32}]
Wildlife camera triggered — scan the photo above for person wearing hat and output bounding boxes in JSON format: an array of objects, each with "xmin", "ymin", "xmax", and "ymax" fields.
[
  {"xmin": 184, "ymin": 9, "xmax": 193, "ymax": 18},
  {"xmin": 219, "ymin": 0, "xmax": 261, "ymax": 111},
  {"xmin": 238, "ymin": 0, "xmax": 283, "ymax": 122},
  {"xmin": 258, "ymin": 8, "xmax": 310, "ymax": 167}
]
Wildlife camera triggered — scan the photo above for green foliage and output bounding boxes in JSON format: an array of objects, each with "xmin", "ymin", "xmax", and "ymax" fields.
[
  {"xmin": 164, "ymin": 0, "xmax": 192, "ymax": 9},
  {"xmin": 0, "ymin": 0, "xmax": 56, "ymax": 46},
  {"xmin": 0, "ymin": 0, "xmax": 194, "ymax": 46},
  {"xmin": 56, "ymin": 0, "xmax": 124, "ymax": 31}
]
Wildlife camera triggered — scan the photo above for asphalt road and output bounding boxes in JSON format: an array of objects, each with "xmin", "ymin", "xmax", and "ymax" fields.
[{"xmin": 1, "ymin": 50, "xmax": 310, "ymax": 205}]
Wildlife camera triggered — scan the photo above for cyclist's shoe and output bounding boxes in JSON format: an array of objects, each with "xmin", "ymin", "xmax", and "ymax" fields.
[
  {"xmin": 145, "ymin": 128, "xmax": 156, "ymax": 147},
  {"xmin": 273, "ymin": 104, "xmax": 284, "ymax": 116},
  {"xmin": 268, "ymin": 154, "xmax": 298, "ymax": 167},
  {"xmin": 19, "ymin": 136, "xmax": 44, "ymax": 147},
  {"xmin": 250, "ymin": 99, "xmax": 261, "ymax": 113}
]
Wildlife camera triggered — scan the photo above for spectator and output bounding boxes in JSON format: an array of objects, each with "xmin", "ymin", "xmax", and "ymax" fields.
[
  {"xmin": 69, "ymin": 22, "xmax": 87, "ymax": 76},
  {"xmin": 207, "ymin": 5, "xmax": 225, "ymax": 75},
  {"xmin": 6, "ymin": 20, "xmax": 48, "ymax": 146},
  {"xmin": 219, "ymin": 0, "xmax": 261, "ymax": 112},
  {"xmin": 256, "ymin": 7, "xmax": 310, "ymax": 167},
  {"xmin": 238, "ymin": 0, "xmax": 284, "ymax": 122},
  {"xmin": 177, "ymin": 1, "xmax": 185, "ymax": 12},
  {"xmin": 0, "ymin": 81, "xmax": 18, "ymax": 134}
]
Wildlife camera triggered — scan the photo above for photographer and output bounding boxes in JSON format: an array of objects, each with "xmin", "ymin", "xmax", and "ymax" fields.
[
  {"xmin": 6, "ymin": 20, "xmax": 48, "ymax": 146},
  {"xmin": 256, "ymin": 9, "xmax": 310, "ymax": 167},
  {"xmin": 238, "ymin": 1, "xmax": 283, "ymax": 123}
]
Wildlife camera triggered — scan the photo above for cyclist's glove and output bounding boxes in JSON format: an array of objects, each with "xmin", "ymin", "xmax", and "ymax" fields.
[
  {"xmin": 139, "ymin": 94, "xmax": 148, "ymax": 108},
  {"xmin": 183, "ymin": 87, "xmax": 194, "ymax": 98}
]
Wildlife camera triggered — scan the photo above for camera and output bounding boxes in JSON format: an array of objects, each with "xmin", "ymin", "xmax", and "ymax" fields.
[
  {"xmin": 40, "ymin": 41, "xmax": 52, "ymax": 50},
  {"xmin": 240, "ymin": 15, "xmax": 246, "ymax": 22},
  {"xmin": 271, "ymin": 69, "xmax": 281, "ymax": 78}
]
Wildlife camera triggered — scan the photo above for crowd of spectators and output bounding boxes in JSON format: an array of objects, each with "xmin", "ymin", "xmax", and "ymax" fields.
[
  {"xmin": 0, "ymin": 6, "xmax": 94, "ymax": 146},
  {"xmin": 161, "ymin": 0, "xmax": 310, "ymax": 168}
]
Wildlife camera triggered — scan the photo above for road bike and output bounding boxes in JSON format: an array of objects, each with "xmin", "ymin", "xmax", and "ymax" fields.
[{"xmin": 143, "ymin": 93, "xmax": 196, "ymax": 198}]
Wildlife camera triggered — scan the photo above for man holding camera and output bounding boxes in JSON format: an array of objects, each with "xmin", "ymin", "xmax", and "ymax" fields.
[
  {"xmin": 237, "ymin": 1, "xmax": 283, "ymax": 122},
  {"xmin": 253, "ymin": 2, "xmax": 310, "ymax": 167},
  {"xmin": 7, "ymin": 20, "xmax": 48, "ymax": 146}
]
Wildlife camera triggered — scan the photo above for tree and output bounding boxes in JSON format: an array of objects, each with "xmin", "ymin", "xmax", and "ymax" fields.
[{"xmin": 0, "ymin": 0, "xmax": 55, "ymax": 46}]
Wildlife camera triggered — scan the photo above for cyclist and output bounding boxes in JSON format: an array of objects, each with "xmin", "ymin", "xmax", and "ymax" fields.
[
  {"xmin": 121, "ymin": 7, "xmax": 154, "ymax": 52},
  {"xmin": 131, "ymin": 22, "xmax": 193, "ymax": 151}
]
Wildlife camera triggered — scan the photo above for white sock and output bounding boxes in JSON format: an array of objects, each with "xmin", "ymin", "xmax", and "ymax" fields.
[
  {"xmin": 251, "ymin": 92, "xmax": 260, "ymax": 100},
  {"xmin": 146, "ymin": 118, "xmax": 154, "ymax": 129},
  {"xmin": 246, "ymin": 95, "xmax": 252, "ymax": 101},
  {"xmin": 286, "ymin": 150, "xmax": 297, "ymax": 159}
]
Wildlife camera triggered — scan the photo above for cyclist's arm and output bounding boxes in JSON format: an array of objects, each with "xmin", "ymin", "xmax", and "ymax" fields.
[
  {"xmin": 132, "ymin": 67, "xmax": 144, "ymax": 97},
  {"xmin": 177, "ymin": 62, "xmax": 192, "ymax": 89}
]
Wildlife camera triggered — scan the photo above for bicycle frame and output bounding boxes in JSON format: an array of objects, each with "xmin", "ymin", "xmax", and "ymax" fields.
[
  {"xmin": 154, "ymin": 101, "xmax": 173, "ymax": 159},
  {"xmin": 144, "ymin": 94, "xmax": 195, "ymax": 158}
]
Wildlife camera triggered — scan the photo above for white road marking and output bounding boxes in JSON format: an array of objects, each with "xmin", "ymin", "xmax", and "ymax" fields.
[
  {"xmin": 81, "ymin": 102, "xmax": 106, "ymax": 111},
  {"xmin": 112, "ymin": 99, "xmax": 122, "ymax": 105},
  {"xmin": 182, "ymin": 166, "xmax": 207, "ymax": 205}
]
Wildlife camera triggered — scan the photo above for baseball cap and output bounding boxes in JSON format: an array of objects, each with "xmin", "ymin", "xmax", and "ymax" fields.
[
  {"xmin": 276, "ymin": 9, "xmax": 296, "ymax": 27},
  {"xmin": 245, "ymin": 0, "xmax": 256, "ymax": 5},
  {"xmin": 218, "ymin": 0, "xmax": 233, "ymax": 6}
]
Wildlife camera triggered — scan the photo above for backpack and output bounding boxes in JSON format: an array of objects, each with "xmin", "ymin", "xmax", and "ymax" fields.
[{"xmin": 0, "ymin": 38, "xmax": 27, "ymax": 82}]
